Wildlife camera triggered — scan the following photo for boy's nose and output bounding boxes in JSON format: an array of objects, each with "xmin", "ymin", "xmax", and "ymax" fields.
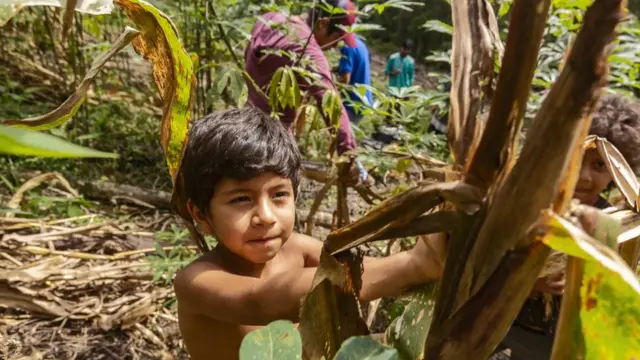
[
  {"xmin": 578, "ymin": 166, "xmax": 593, "ymax": 186},
  {"xmin": 252, "ymin": 200, "xmax": 277, "ymax": 226}
]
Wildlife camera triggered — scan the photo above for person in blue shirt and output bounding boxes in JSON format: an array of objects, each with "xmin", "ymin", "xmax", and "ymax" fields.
[
  {"xmin": 336, "ymin": 36, "xmax": 373, "ymax": 125},
  {"xmin": 384, "ymin": 39, "xmax": 415, "ymax": 90}
]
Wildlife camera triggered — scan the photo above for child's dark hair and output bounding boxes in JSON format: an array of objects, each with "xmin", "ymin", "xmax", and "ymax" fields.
[
  {"xmin": 402, "ymin": 39, "xmax": 413, "ymax": 50},
  {"xmin": 589, "ymin": 93, "xmax": 640, "ymax": 173},
  {"xmin": 182, "ymin": 107, "xmax": 301, "ymax": 213}
]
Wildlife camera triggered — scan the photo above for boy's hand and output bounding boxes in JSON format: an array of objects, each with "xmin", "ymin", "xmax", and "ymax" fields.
[
  {"xmin": 408, "ymin": 233, "xmax": 448, "ymax": 281},
  {"xmin": 532, "ymin": 273, "xmax": 565, "ymax": 296}
]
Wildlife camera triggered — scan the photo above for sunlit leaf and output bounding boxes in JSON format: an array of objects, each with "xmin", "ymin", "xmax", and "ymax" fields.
[
  {"xmin": 115, "ymin": 0, "xmax": 195, "ymax": 181},
  {"xmin": 0, "ymin": 125, "xmax": 118, "ymax": 158},
  {"xmin": 0, "ymin": 0, "xmax": 114, "ymax": 26},
  {"xmin": 2, "ymin": 27, "xmax": 139, "ymax": 130},
  {"xmin": 543, "ymin": 211, "xmax": 640, "ymax": 358},
  {"xmin": 239, "ymin": 320, "xmax": 302, "ymax": 360},
  {"xmin": 335, "ymin": 336, "xmax": 398, "ymax": 360},
  {"xmin": 422, "ymin": 20, "xmax": 453, "ymax": 36}
]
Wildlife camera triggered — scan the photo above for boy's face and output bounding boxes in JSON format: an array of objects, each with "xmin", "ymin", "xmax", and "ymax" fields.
[
  {"xmin": 574, "ymin": 148, "xmax": 613, "ymax": 206},
  {"xmin": 194, "ymin": 173, "xmax": 296, "ymax": 264}
]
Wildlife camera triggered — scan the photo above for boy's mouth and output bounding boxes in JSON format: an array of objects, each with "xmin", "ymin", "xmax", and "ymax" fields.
[{"xmin": 248, "ymin": 235, "xmax": 279, "ymax": 243}]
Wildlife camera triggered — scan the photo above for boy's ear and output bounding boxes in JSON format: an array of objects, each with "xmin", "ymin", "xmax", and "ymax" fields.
[{"xmin": 186, "ymin": 199, "xmax": 214, "ymax": 235}]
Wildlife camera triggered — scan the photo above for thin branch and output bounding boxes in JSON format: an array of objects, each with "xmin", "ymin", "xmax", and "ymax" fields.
[{"xmin": 208, "ymin": 2, "xmax": 269, "ymax": 102}]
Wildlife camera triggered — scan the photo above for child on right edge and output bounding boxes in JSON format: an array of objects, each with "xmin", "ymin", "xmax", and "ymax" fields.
[{"xmin": 497, "ymin": 93, "xmax": 640, "ymax": 360}]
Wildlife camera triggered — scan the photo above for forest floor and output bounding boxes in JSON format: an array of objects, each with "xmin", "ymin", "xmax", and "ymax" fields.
[{"xmin": 0, "ymin": 168, "xmax": 409, "ymax": 359}]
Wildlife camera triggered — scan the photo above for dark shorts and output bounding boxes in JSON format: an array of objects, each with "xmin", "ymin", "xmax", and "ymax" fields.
[{"xmin": 498, "ymin": 325, "xmax": 554, "ymax": 360}]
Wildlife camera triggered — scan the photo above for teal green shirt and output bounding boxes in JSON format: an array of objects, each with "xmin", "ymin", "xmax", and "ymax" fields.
[{"xmin": 384, "ymin": 52, "xmax": 415, "ymax": 89}]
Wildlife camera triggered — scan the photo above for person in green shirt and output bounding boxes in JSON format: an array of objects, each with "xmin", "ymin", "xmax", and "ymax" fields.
[{"xmin": 384, "ymin": 39, "xmax": 415, "ymax": 90}]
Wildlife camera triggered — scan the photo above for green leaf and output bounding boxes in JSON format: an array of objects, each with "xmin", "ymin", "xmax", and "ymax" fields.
[
  {"xmin": 2, "ymin": 27, "xmax": 139, "ymax": 130},
  {"xmin": 498, "ymin": 1, "xmax": 512, "ymax": 18},
  {"xmin": 269, "ymin": 68, "xmax": 285, "ymax": 110},
  {"xmin": 0, "ymin": 125, "xmax": 118, "ymax": 158},
  {"xmin": 542, "ymin": 211, "xmax": 640, "ymax": 358},
  {"xmin": 422, "ymin": 20, "xmax": 453, "ymax": 36},
  {"xmin": 395, "ymin": 159, "xmax": 412, "ymax": 174},
  {"xmin": 385, "ymin": 284, "xmax": 437, "ymax": 360},
  {"xmin": 154, "ymin": 242, "xmax": 167, "ymax": 259},
  {"xmin": 66, "ymin": 204, "xmax": 84, "ymax": 217},
  {"xmin": 215, "ymin": 67, "xmax": 231, "ymax": 95},
  {"xmin": 239, "ymin": 320, "xmax": 302, "ymax": 360},
  {"xmin": 334, "ymin": 336, "xmax": 398, "ymax": 360},
  {"xmin": 229, "ymin": 68, "xmax": 246, "ymax": 102}
]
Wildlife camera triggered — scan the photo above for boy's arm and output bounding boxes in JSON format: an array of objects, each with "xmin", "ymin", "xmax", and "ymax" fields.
[
  {"xmin": 174, "ymin": 262, "xmax": 317, "ymax": 326},
  {"xmin": 296, "ymin": 232, "xmax": 446, "ymax": 301}
]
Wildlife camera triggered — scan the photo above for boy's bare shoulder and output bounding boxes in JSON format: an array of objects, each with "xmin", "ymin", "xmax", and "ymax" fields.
[
  {"xmin": 173, "ymin": 251, "xmax": 223, "ymax": 292},
  {"xmin": 284, "ymin": 232, "xmax": 323, "ymax": 266}
]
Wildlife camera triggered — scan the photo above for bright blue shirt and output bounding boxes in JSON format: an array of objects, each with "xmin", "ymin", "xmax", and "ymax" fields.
[{"xmin": 338, "ymin": 37, "xmax": 373, "ymax": 116}]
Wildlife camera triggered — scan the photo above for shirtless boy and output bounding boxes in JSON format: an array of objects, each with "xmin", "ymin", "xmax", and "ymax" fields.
[{"xmin": 173, "ymin": 107, "xmax": 447, "ymax": 360}]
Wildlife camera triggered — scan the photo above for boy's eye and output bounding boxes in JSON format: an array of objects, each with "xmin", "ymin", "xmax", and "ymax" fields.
[
  {"xmin": 273, "ymin": 191, "xmax": 290, "ymax": 199},
  {"xmin": 596, "ymin": 160, "xmax": 607, "ymax": 170},
  {"xmin": 230, "ymin": 196, "xmax": 251, "ymax": 204}
]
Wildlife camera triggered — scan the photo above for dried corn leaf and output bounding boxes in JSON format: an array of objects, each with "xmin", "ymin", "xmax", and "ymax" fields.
[
  {"xmin": 0, "ymin": 0, "xmax": 113, "ymax": 27},
  {"xmin": 2, "ymin": 28, "xmax": 139, "ymax": 130},
  {"xmin": 0, "ymin": 284, "xmax": 69, "ymax": 317},
  {"xmin": 591, "ymin": 135, "xmax": 640, "ymax": 210},
  {"xmin": 326, "ymin": 181, "xmax": 482, "ymax": 254},
  {"xmin": 299, "ymin": 250, "xmax": 368, "ymax": 360}
]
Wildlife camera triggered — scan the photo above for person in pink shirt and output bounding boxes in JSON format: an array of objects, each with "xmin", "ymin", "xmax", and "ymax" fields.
[{"xmin": 244, "ymin": 0, "xmax": 371, "ymax": 184}]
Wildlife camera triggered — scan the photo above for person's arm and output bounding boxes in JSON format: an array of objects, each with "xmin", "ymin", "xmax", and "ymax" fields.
[
  {"xmin": 384, "ymin": 57, "xmax": 392, "ymax": 77},
  {"xmin": 174, "ymin": 261, "xmax": 317, "ymax": 326},
  {"xmin": 296, "ymin": 232, "xmax": 446, "ymax": 301},
  {"xmin": 337, "ymin": 46, "xmax": 353, "ymax": 85}
]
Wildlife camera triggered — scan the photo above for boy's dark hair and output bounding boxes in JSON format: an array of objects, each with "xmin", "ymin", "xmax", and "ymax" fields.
[
  {"xmin": 589, "ymin": 93, "xmax": 640, "ymax": 173},
  {"xmin": 182, "ymin": 107, "xmax": 302, "ymax": 213},
  {"xmin": 402, "ymin": 39, "xmax": 413, "ymax": 50}
]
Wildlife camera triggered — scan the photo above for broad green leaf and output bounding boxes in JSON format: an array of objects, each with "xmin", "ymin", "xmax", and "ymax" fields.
[
  {"xmin": 239, "ymin": 320, "xmax": 302, "ymax": 360},
  {"xmin": 385, "ymin": 284, "xmax": 437, "ymax": 360},
  {"xmin": 115, "ymin": 0, "xmax": 196, "ymax": 181},
  {"xmin": 0, "ymin": 125, "xmax": 118, "ymax": 158},
  {"xmin": 0, "ymin": 0, "xmax": 113, "ymax": 26},
  {"xmin": 335, "ymin": 336, "xmax": 398, "ymax": 360},
  {"xmin": 543, "ymin": 211, "xmax": 640, "ymax": 359},
  {"xmin": 2, "ymin": 27, "xmax": 139, "ymax": 130},
  {"xmin": 422, "ymin": 20, "xmax": 453, "ymax": 36},
  {"xmin": 322, "ymin": 90, "xmax": 342, "ymax": 129}
]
